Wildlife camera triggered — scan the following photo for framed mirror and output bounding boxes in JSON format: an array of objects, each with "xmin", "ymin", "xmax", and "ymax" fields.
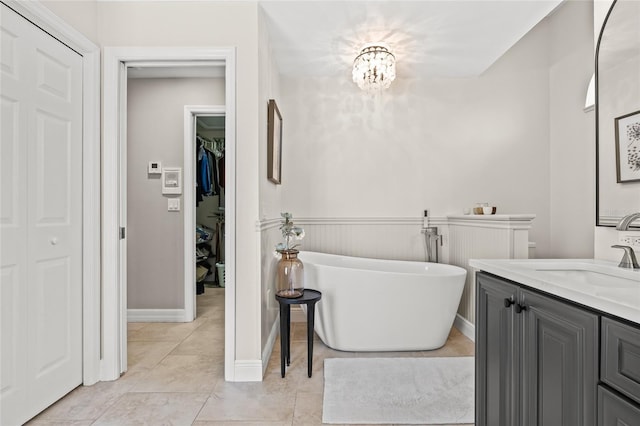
[{"xmin": 596, "ymin": 0, "xmax": 640, "ymax": 227}]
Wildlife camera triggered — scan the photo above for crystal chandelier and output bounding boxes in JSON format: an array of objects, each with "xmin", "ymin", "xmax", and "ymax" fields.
[{"xmin": 352, "ymin": 43, "xmax": 396, "ymax": 92}]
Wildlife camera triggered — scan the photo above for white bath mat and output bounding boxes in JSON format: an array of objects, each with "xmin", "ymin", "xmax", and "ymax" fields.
[{"xmin": 322, "ymin": 357, "xmax": 474, "ymax": 424}]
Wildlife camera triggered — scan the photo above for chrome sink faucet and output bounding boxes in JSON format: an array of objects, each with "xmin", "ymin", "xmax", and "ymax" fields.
[
  {"xmin": 616, "ymin": 212, "xmax": 640, "ymax": 230},
  {"xmin": 614, "ymin": 213, "xmax": 640, "ymax": 269},
  {"xmin": 611, "ymin": 245, "xmax": 640, "ymax": 269}
]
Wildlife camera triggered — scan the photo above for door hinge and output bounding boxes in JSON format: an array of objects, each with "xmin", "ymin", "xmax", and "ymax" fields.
[{"xmin": 120, "ymin": 227, "xmax": 126, "ymax": 240}]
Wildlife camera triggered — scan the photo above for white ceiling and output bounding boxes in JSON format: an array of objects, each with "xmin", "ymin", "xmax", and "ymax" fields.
[{"xmin": 260, "ymin": 0, "xmax": 565, "ymax": 78}]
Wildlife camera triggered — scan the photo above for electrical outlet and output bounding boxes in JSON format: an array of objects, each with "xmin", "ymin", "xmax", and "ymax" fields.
[{"xmin": 619, "ymin": 234, "xmax": 640, "ymax": 246}]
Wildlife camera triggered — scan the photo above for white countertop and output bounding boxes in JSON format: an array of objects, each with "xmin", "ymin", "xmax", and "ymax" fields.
[
  {"xmin": 448, "ymin": 214, "xmax": 536, "ymax": 221},
  {"xmin": 469, "ymin": 259, "xmax": 640, "ymax": 325}
]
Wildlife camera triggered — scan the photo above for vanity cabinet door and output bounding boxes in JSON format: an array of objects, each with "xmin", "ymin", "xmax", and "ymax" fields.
[
  {"xmin": 601, "ymin": 317, "xmax": 640, "ymax": 404},
  {"xmin": 598, "ymin": 386, "xmax": 640, "ymax": 426},
  {"xmin": 476, "ymin": 273, "xmax": 520, "ymax": 426},
  {"xmin": 521, "ymin": 290, "xmax": 599, "ymax": 426}
]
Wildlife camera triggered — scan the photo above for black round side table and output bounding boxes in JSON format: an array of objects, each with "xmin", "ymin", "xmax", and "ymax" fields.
[{"xmin": 275, "ymin": 289, "xmax": 322, "ymax": 378}]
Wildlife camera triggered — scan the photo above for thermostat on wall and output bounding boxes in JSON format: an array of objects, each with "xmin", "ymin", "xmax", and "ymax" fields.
[{"xmin": 148, "ymin": 161, "xmax": 162, "ymax": 175}]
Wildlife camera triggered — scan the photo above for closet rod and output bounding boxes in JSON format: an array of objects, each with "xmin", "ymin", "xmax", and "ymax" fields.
[{"xmin": 197, "ymin": 135, "xmax": 225, "ymax": 158}]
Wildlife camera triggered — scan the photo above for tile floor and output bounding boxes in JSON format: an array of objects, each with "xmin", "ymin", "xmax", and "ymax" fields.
[{"xmin": 28, "ymin": 288, "xmax": 475, "ymax": 426}]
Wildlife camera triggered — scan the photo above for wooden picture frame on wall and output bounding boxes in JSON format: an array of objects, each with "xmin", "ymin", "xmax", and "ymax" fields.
[
  {"xmin": 267, "ymin": 99, "xmax": 282, "ymax": 184},
  {"xmin": 614, "ymin": 109, "xmax": 640, "ymax": 183}
]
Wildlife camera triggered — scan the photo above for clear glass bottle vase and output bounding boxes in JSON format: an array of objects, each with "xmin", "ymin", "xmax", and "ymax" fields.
[{"xmin": 276, "ymin": 249, "xmax": 304, "ymax": 298}]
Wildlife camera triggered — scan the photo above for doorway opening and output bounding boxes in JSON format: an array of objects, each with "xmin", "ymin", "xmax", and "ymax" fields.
[
  {"xmin": 185, "ymin": 107, "xmax": 226, "ymax": 320},
  {"xmin": 103, "ymin": 48, "xmax": 237, "ymax": 382}
]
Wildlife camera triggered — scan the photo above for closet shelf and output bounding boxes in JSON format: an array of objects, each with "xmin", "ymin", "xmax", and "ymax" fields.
[{"xmin": 196, "ymin": 236, "xmax": 213, "ymax": 244}]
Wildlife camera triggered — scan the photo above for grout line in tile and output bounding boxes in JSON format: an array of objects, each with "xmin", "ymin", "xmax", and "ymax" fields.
[
  {"xmin": 191, "ymin": 393, "xmax": 212, "ymax": 425},
  {"xmin": 31, "ymin": 286, "xmax": 474, "ymax": 425}
]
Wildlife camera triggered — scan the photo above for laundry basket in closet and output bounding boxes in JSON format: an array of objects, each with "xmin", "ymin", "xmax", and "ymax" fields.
[{"xmin": 216, "ymin": 262, "xmax": 225, "ymax": 287}]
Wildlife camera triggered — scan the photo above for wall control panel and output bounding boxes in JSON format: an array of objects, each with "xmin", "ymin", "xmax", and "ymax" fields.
[
  {"xmin": 168, "ymin": 198, "xmax": 180, "ymax": 212},
  {"xmin": 162, "ymin": 167, "xmax": 182, "ymax": 195},
  {"xmin": 148, "ymin": 161, "xmax": 162, "ymax": 175}
]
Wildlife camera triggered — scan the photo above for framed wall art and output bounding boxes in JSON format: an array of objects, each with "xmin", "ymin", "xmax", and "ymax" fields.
[
  {"xmin": 267, "ymin": 99, "xmax": 282, "ymax": 184},
  {"xmin": 615, "ymin": 109, "xmax": 640, "ymax": 183}
]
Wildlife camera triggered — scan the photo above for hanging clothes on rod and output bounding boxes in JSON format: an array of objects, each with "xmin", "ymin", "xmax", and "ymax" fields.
[
  {"xmin": 196, "ymin": 135, "xmax": 225, "ymax": 205},
  {"xmin": 198, "ymin": 135, "xmax": 225, "ymax": 158},
  {"xmin": 195, "ymin": 140, "xmax": 209, "ymax": 205}
]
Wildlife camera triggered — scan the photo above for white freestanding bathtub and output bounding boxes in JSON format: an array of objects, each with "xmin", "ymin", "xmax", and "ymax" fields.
[{"xmin": 298, "ymin": 251, "xmax": 467, "ymax": 352}]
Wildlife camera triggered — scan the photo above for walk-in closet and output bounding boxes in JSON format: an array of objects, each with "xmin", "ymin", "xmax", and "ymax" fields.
[{"xmin": 195, "ymin": 116, "xmax": 226, "ymax": 295}]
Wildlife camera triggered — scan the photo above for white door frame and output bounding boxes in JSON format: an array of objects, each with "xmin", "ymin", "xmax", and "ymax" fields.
[
  {"xmin": 103, "ymin": 47, "xmax": 237, "ymax": 381},
  {"xmin": 3, "ymin": 0, "xmax": 102, "ymax": 385},
  {"xmin": 184, "ymin": 105, "xmax": 226, "ymax": 322}
]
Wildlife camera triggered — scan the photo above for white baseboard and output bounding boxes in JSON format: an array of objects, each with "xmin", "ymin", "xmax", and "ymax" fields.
[
  {"xmin": 233, "ymin": 360, "xmax": 263, "ymax": 382},
  {"xmin": 262, "ymin": 316, "xmax": 279, "ymax": 376},
  {"xmin": 127, "ymin": 309, "xmax": 187, "ymax": 322},
  {"xmin": 290, "ymin": 305, "xmax": 306, "ymax": 322},
  {"xmin": 454, "ymin": 313, "xmax": 475, "ymax": 342}
]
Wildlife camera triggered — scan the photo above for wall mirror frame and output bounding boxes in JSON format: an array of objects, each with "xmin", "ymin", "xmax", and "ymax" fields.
[
  {"xmin": 596, "ymin": 0, "xmax": 640, "ymax": 227},
  {"xmin": 267, "ymin": 99, "xmax": 282, "ymax": 185}
]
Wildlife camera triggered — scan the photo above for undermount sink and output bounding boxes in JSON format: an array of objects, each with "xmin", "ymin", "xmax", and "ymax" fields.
[
  {"xmin": 468, "ymin": 258, "xmax": 640, "ymax": 324},
  {"xmin": 533, "ymin": 269, "xmax": 638, "ymax": 288},
  {"xmin": 507, "ymin": 260, "xmax": 640, "ymax": 292}
]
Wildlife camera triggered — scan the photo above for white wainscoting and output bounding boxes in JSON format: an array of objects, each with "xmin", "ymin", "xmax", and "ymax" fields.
[
  {"xmin": 446, "ymin": 214, "xmax": 535, "ymax": 324},
  {"xmin": 261, "ymin": 314, "xmax": 280, "ymax": 376},
  {"xmin": 297, "ymin": 217, "xmax": 429, "ymax": 262},
  {"xmin": 260, "ymin": 215, "xmax": 534, "ymax": 335},
  {"xmin": 258, "ymin": 218, "xmax": 282, "ymax": 374}
]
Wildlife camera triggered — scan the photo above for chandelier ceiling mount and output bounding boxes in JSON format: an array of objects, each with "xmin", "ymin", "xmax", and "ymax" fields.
[{"xmin": 352, "ymin": 42, "xmax": 396, "ymax": 92}]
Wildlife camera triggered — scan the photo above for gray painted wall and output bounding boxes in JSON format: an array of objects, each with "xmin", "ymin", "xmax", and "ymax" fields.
[{"xmin": 127, "ymin": 77, "xmax": 225, "ymax": 310}]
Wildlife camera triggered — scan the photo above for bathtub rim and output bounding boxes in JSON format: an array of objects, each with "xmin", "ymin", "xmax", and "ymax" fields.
[{"xmin": 298, "ymin": 250, "xmax": 467, "ymax": 278}]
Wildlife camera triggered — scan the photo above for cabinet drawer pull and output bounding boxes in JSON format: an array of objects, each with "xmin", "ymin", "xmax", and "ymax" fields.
[
  {"xmin": 504, "ymin": 298, "xmax": 515, "ymax": 308},
  {"xmin": 515, "ymin": 303, "xmax": 527, "ymax": 314}
]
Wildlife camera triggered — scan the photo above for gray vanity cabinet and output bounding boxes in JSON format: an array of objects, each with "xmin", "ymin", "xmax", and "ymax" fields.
[
  {"xmin": 601, "ymin": 317, "xmax": 640, "ymax": 404},
  {"xmin": 476, "ymin": 272, "xmax": 598, "ymax": 426},
  {"xmin": 599, "ymin": 317, "xmax": 640, "ymax": 425},
  {"xmin": 520, "ymin": 288, "xmax": 598, "ymax": 426},
  {"xmin": 476, "ymin": 273, "xmax": 519, "ymax": 426},
  {"xmin": 598, "ymin": 386, "xmax": 640, "ymax": 425}
]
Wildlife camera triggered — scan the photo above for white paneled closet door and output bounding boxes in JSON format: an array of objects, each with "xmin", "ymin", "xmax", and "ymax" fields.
[{"xmin": 1, "ymin": 4, "xmax": 83, "ymax": 425}]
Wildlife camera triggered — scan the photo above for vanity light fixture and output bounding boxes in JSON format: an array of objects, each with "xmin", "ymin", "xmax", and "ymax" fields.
[{"xmin": 352, "ymin": 43, "xmax": 396, "ymax": 92}]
